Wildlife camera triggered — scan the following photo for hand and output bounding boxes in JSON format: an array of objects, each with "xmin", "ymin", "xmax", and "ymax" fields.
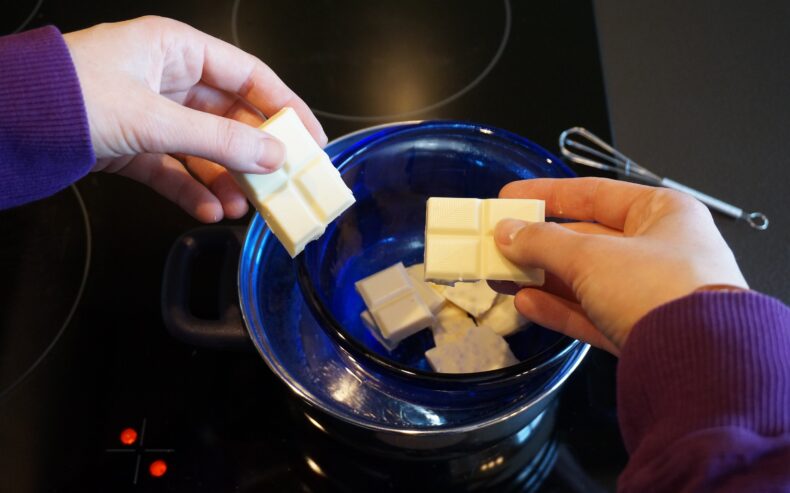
[
  {"xmin": 493, "ymin": 177, "xmax": 747, "ymax": 355},
  {"xmin": 63, "ymin": 16, "xmax": 327, "ymax": 222}
]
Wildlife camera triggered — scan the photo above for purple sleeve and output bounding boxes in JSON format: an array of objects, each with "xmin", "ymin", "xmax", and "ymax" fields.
[
  {"xmin": 0, "ymin": 26, "xmax": 94, "ymax": 209},
  {"xmin": 617, "ymin": 291, "xmax": 790, "ymax": 492}
]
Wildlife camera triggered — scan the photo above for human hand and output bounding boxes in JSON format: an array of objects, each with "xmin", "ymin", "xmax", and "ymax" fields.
[
  {"xmin": 63, "ymin": 16, "xmax": 326, "ymax": 222},
  {"xmin": 493, "ymin": 177, "xmax": 747, "ymax": 355}
]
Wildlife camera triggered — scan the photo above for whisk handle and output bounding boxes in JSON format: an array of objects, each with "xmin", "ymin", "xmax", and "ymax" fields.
[{"xmin": 660, "ymin": 178, "xmax": 744, "ymax": 219}]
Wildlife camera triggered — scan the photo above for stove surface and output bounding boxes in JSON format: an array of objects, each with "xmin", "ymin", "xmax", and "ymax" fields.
[{"xmin": 0, "ymin": 1, "xmax": 624, "ymax": 491}]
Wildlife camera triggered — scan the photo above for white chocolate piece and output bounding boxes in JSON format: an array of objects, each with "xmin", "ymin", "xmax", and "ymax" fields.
[
  {"xmin": 477, "ymin": 294, "xmax": 528, "ymax": 336},
  {"xmin": 356, "ymin": 263, "xmax": 413, "ymax": 308},
  {"xmin": 405, "ymin": 263, "xmax": 446, "ymax": 313},
  {"xmin": 424, "ymin": 197, "xmax": 544, "ymax": 283},
  {"xmin": 360, "ymin": 310, "xmax": 398, "ymax": 352},
  {"xmin": 406, "ymin": 263, "xmax": 447, "ymax": 295},
  {"xmin": 360, "ymin": 309, "xmax": 376, "ymax": 330},
  {"xmin": 432, "ymin": 303, "xmax": 476, "ymax": 346},
  {"xmin": 425, "ymin": 325, "xmax": 519, "ymax": 373},
  {"xmin": 441, "ymin": 280, "xmax": 498, "ymax": 318},
  {"xmin": 355, "ymin": 263, "xmax": 433, "ymax": 346},
  {"xmin": 371, "ymin": 292, "xmax": 433, "ymax": 344},
  {"xmin": 232, "ymin": 107, "xmax": 355, "ymax": 257}
]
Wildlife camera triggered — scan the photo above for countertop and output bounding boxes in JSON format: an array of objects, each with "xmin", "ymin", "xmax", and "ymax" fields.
[{"xmin": 595, "ymin": 0, "xmax": 790, "ymax": 301}]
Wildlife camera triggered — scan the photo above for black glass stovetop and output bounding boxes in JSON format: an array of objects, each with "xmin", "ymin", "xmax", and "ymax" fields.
[{"xmin": 0, "ymin": 1, "xmax": 625, "ymax": 491}]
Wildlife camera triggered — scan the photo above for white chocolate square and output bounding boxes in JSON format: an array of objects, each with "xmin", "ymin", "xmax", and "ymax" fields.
[
  {"xmin": 360, "ymin": 310, "xmax": 398, "ymax": 352},
  {"xmin": 355, "ymin": 263, "xmax": 434, "ymax": 347},
  {"xmin": 442, "ymin": 280, "xmax": 499, "ymax": 318},
  {"xmin": 425, "ymin": 325, "xmax": 519, "ymax": 373},
  {"xmin": 405, "ymin": 263, "xmax": 445, "ymax": 313},
  {"xmin": 261, "ymin": 184, "xmax": 324, "ymax": 256},
  {"xmin": 355, "ymin": 263, "xmax": 413, "ymax": 308},
  {"xmin": 295, "ymin": 154, "xmax": 356, "ymax": 223},
  {"xmin": 483, "ymin": 199, "xmax": 544, "ymax": 235},
  {"xmin": 426, "ymin": 198, "xmax": 481, "ymax": 234},
  {"xmin": 232, "ymin": 107, "xmax": 355, "ymax": 257},
  {"xmin": 372, "ymin": 292, "xmax": 433, "ymax": 344},
  {"xmin": 424, "ymin": 236, "xmax": 481, "ymax": 281},
  {"xmin": 360, "ymin": 309, "xmax": 376, "ymax": 331},
  {"xmin": 476, "ymin": 294, "xmax": 528, "ymax": 336},
  {"xmin": 234, "ymin": 168, "xmax": 288, "ymax": 200},
  {"xmin": 258, "ymin": 106, "xmax": 322, "ymax": 174},
  {"xmin": 424, "ymin": 197, "xmax": 544, "ymax": 283}
]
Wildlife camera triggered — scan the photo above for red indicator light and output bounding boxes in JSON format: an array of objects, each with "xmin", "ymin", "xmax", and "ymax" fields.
[
  {"xmin": 149, "ymin": 459, "xmax": 167, "ymax": 478},
  {"xmin": 119, "ymin": 428, "xmax": 138, "ymax": 445}
]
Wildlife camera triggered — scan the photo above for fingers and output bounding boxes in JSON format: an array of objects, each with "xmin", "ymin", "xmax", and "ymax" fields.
[
  {"xmin": 490, "ymin": 221, "xmax": 614, "ymax": 300},
  {"xmin": 488, "ymin": 281, "xmax": 520, "ymax": 296},
  {"xmin": 494, "ymin": 218, "xmax": 594, "ymax": 287},
  {"xmin": 184, "ymin": 157, "xmax": 249, "ymax": 219},
  {"xmin": 560, "ymin": 221, "xmax": 623, "ymax": 237},
  {"xmin": 489, "ymin": 272, "xmax": 577, "ymax": 302},
  {"xmin": 540, "ymin": 272, "xmax": 577, "ymax": 301},
  {"xmin": 179, "ymin": 82, "xmax": 264, "ymax": 127},
  {"xmin": 515, "ymin": 289, "xmax": 620, "ymax": 356},
  {"xmin": 115, "ymin": 154, "xmax": 224, "ymax": 223},
  {"xmin": 149, "ymin": 96, "xmax": 285, "ymax": 172},
  {"xmin": 500, "ymin": 177, "xmax": 654, "ymax": 231},
  {"xmin": 180, "ymin": 23, "xmax": 327, "ymax": 146},
  {"xmin": 178, "ymin": 82, "xmax": 266, "ymax": 218}
]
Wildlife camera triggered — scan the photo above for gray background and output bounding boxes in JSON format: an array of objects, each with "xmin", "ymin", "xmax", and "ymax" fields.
[{"xmin": 595, "ymin": 0, "xmax": 789, "ymax": 301}]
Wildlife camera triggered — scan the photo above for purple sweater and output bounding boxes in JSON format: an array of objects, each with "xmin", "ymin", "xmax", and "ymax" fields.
[
  {"xmin": 0, "ymin": 26, "xmax": 93, "ymax": 209},
  {"xmin": 3, "ymin": 27, "xmax": 790, "ymax": 492},
  {"xmin": 619, "ymin": 292, "xmax": 790, "ymax": 491}
]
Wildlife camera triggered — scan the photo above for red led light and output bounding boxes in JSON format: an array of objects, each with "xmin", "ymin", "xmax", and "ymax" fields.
[
  {"xmin": 119, "ymin": 428, "xmax": 138, "ymax": 446},
  {"xmin": 149, "ymin": 459, "xmax": 167, "ymax": 478}
]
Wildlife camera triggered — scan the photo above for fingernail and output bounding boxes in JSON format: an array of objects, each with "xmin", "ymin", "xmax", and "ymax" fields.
[
  {"xmin": 256, "ymin": 134, "xmax": 285, "ymax": 170},
  {"xmin": 495, "ymin": 219, "xmax": 529, "ymax": 245}
]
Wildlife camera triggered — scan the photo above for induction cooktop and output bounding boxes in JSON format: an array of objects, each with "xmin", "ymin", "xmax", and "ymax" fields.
[{"xmin": 0, "ymin": 1, "xmax": 624, "ymax": 491}]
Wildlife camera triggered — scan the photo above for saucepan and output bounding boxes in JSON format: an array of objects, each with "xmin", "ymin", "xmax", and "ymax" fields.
[{"xmin": 161, "ymin": 121, "xmax": 590, "ymax": 488}]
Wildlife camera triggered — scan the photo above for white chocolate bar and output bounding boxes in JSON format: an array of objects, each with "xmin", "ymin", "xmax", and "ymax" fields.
[
  {"xmin": 232, "ymin": 107, "xmax": 355, "ymax": 257},
  {"xmin": 477, "ymin": 294, "xmax": 528, "ymax": 336},
  {"xmin": 425, "ymin": 325, "xmax": 519, "ymax": 373},
  {"xmin": 424, "ymin": 198, "xmax": 545, "ymax": 283},
  {"xmin": 441, "ymin": 280, "xmax": 498, "ymax": 318},
  {"xmin": 355, "ymin": 263, "xmax": 433, "ymax": 346},
  {"xmin": 405, "ymin": 263, "xmax": 446, "ymax": 313}
]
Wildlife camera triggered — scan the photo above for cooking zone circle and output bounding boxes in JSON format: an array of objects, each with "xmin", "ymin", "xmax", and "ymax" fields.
[
  {"xmin": 0, "ymin": 185, "xmax": 91, "ymax": 402},
  {"xmin": 1, "ymin": 0, "xmax": 44, "ymax": 35},
  {"xmin": 231, "ymin": 0, "xmax": 511, "ymax": 122}
]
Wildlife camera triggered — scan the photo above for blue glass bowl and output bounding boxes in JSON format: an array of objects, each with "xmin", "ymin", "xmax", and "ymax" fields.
[
  {"xmin": 296, "ymin": 121, "xmax": 579, "ymax": 386},
  {"xmin": 239, "ymin": 121, "xmax": 589, "ymax": 431}
]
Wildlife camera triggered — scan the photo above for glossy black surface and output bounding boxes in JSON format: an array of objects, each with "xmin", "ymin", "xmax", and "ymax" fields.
[{"xmin": 0, "ymin": 1, "xmax": 623, "ymax": 491}]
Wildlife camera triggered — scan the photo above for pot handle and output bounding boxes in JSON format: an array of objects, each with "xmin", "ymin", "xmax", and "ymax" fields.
[{"xmin": 161, "ymin": 226, "xmax": 252, "ymax": 351}]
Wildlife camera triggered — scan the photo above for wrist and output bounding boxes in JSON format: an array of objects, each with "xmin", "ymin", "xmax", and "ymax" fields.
[{"xmin": 694, "ymin": 284, "xmax": 750, "ymax": 293}]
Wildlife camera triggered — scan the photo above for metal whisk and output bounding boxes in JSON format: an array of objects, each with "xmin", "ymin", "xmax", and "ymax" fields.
[{"xmin": 559, "ymin": 127, "xmax": 769, "ymax": 231}]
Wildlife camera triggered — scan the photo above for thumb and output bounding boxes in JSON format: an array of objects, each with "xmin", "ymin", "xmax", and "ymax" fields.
[
  {"xmin": 147, "ymin": 98, "xmax": 286, "ymax": 173},
  {"xmin": 494, "ymin": 219, "xmax": 589, "ymax": 286}
]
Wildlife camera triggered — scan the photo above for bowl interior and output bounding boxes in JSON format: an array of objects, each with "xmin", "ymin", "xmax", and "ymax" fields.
[{"xmin": 300, "ymin": 122, "xmax": 575, "ymax": 381}]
